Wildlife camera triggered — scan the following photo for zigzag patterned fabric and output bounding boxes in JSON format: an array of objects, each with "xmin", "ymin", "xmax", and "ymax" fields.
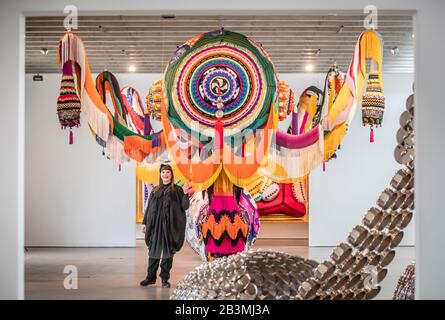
[
  {"xmin": 57, "ymin": 60, "xmax": 81, "ymax": 129},
  {"xmin": 362, "ymin": 72, "xmax": 385, "ymax": 126}
]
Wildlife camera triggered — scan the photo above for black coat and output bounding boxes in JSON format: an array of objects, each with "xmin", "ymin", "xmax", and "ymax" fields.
[{"xmin": 142, "ymin": 184, "xmax": 190, "ymax": 253}]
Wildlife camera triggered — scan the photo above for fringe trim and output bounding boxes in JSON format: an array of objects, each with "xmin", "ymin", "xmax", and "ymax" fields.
[
  {"xmin": 106, "ymin": 135, "xmax": 131, "ymax": 164},
  {"xmin": 81, "ymin": 92, "xmax": 110, "ymax": 142},
  {"xmin": 262, "ymin": 126, "xmax": 324, "ymax": 180},
  {"xmin": 324, "ymin": 123, "xmax": 347, "ymax": 161}
]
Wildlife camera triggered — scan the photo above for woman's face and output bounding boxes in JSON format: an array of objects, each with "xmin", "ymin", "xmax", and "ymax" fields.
[{"xmin": 161, "ymin": 169, "xmax": 172, "ymax": 185}]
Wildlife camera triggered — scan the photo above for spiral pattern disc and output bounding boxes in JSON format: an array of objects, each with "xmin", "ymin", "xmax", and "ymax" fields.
[{"xmin": 164, "ymin": 30, "xmax": 277, "ymax": 137}]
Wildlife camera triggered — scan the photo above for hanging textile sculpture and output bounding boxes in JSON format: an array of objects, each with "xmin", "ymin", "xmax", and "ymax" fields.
[
  {"xmin": 57, "ymin": 29, "xmax": 385, "ymax": 258},
  {"xmin": 56, "ymin": 60, "xmax": 81, "ymax": 144}
]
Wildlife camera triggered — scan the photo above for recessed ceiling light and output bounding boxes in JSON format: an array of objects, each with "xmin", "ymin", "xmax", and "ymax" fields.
[
  {"xmin": 305, "ymin": 64, "xmax": 314, "ymax": 72},
  {"xmin": 128, "ymin": 65, "xmax": 137, "ymax": 72},
  {"xmin": 412, "ymin": 34, "xmax": 415, "ymax": 39},
  {"xmin": 40, "ymin": 48, "xmax": 49, "ymax": 55}
]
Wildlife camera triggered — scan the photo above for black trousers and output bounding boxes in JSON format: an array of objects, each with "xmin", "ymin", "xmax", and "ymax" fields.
[{"xmin": 147, "ymin": 256, "xmax": 173, "ymax": 281}]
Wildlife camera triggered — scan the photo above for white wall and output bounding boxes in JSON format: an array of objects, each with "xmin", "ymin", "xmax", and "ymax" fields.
[
  {"xmin": 308, "ymin": 73, "xmax": 414, "ymax": 246},
  {"xmin": 25, "ymin": 74, "xmax": 161, "ymax": 247}
]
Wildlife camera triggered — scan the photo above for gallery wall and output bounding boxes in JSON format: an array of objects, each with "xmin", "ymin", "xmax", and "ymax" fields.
[
  {"xmin": 305, "ymin": 73, "xmax": 415, "ymax": 246},
  {"xmin": 25, "ymin": 74, "xmax": 161, "ymax": 247},
  {"xmin": 25, "ymin": 72, "xmax": 414, "ymax": 247}
]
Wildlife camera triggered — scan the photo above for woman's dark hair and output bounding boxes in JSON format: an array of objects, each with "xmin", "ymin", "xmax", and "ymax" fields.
[{"xmin": 159, "ymin": 163, "xmax": 175, "ymax": 193}]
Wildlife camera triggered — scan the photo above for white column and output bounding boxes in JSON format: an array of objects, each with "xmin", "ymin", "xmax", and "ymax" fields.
[
  {"xmin": 0, "ymin": 3, "xmax": 24, "ymax": 299},
  {"xmin": 414, "ymin": 0, "xmax": 445, "ymax": 299}
]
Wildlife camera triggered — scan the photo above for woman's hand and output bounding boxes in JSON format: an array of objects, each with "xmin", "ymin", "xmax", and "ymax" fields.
[
  {"xmin": 182, "ymin": 183, "xmax": 192, "ymax": 194},
  {"xmin": 142, "ymin": 225, "xmax": 146, "ymax": 233}
]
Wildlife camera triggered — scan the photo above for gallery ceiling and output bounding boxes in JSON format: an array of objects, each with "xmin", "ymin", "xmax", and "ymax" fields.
[{"xmin": 26, "ymin": 13, "xmax": 414, "ymax": 74}]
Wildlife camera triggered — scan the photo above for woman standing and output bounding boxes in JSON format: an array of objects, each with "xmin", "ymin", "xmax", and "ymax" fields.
[{"xmin": 140, "ymin": 164, "xmax": 190, "ymax": 288}]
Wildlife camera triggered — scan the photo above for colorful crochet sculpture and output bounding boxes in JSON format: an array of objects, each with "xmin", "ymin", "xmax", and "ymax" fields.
[
  {"xmin": 246, "ymin": 176, "xmax": 308, "ymax": 219},
  {"xmin": 121, "ymin": 85, "xmax": 146, "ymax": 135},
  {"xmin": 256, "ymin": 182, "xmax": 307, "ymax": 218},
  {"xmin": 145, "ymin": 80, "xmax": 162, "ymax": 122},
  {"xmin": 56, "ymin": 60, "xmax": 81, "ymax": 144},
  {"xmin": 322, "ymin": 30, "xmax": 385, "ymax": 162},
  {"xmin": 200, "ymin": 171, "xmax": 248, "ymax": 257},
  {"xmin": 362, "ymin": 72, "xmax": 385, "ymax": 142},
  {"xmin": 184, "ymin": 178, "xmax": 259, "ymax": 261},
  {"xmin": 57, "ymin": 28, "xmax": 386, "ymax": 258},
  {"xmin": 164, "ymin": 29, "xmax": 277, "ymax": 139},
  {"xmin": 277, "ymin": 81, "xmax": 294, "ymax": 121}
]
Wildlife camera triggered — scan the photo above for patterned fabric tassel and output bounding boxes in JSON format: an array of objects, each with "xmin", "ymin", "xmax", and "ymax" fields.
[
  {"xmin": 57, "ymin": 60, "xmax": 81, "ymax": 143},
  {"xmin": 69, "ymin": 128, "xmax": 73, "ymax": 145},
  {"xmin": 362, "ymin": 71, "xmax": 385, "ymax": 142}
]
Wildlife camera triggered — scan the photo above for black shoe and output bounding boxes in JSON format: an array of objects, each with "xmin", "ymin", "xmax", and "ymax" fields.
[
  {"xmin": 161, "ymin": 280, "xmax": 171, "ymax": 288},
  {"xmin": 140, "ymin": 277, "xmax": 156, "ymax": 287}
]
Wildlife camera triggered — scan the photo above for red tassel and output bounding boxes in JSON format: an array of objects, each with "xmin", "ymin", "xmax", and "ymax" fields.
[
  {"xmin": 69, "ymin": 128, "xmax": 73, "ymax": 145},
  {"xmin": 370, "ymin": 127, "xmax": 375, "ymax": 143},
  {"xmin": 215, "ymin": 120, "xmax": 224, "ymax": 150},
  {"xmin": 323, "ymin": 161, "xmax": 326, "ymax": 172},
  {"xmin": 118, "ymin": 164, "xmax": 122, "ymax": 172}
]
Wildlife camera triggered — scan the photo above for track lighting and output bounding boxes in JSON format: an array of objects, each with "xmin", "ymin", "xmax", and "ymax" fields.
[{"xmin": 391, "ymin": 46, "xmax": 400, "ymax": 55}]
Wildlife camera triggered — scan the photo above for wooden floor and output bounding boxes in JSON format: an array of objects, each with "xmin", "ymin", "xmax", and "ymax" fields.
[{"xmin": 25, "ymin": 240, "xmax": 414, "ymax": 300}]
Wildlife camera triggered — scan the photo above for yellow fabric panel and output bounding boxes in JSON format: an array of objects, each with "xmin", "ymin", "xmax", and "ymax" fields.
[
  {"xmin": 303, "ymin": 94, "xmax": 318, "ymax": 132},
  {"xmin": 245, "ymin": 176, "xmax": 270, "ymax": 196},
  {"xmin": 323, "ymin": 123, "xmax": 348, "ymax": 162},
  {"xmin": 222, "ymin": 101, "xmax": 278, "ymax": 188},
  {"xmin": 213, "ymin": 170, "xmax": 233, "ymax": 195},
  {"xmin": 360, "ymin": 30, "xmax": 383, "ymax": 75},
  {"xmin": 326, "ymin": 81, "xmax": 354, "ymax": 127},
  {"xmin": 326, "ymin": 30, "xmax": 383, "ymax": 127}
]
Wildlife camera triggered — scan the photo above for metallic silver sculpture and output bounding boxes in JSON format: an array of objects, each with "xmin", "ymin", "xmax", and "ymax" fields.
[{"xmin": 171, "ymin": 91, "xmax": 415, "ymax": 300}]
